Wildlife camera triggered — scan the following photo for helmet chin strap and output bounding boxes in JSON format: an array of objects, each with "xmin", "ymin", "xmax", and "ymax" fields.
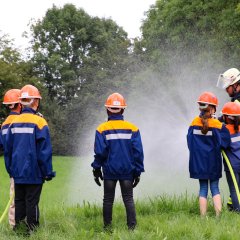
[
  {"xmin": 233, "ymin": 85, "xmax": 238, "ymax": 95},
  {"xmin": 36, "ymin": 99, "xmax": 40, "ymax": 112},
  {"xmin": 232, "ymin": 82, "xmax": 240, "ymax": 96}
]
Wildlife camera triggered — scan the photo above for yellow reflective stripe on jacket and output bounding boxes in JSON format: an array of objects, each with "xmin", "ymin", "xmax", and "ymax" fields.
[
  {"xmin": 190, "ymin": 116, "xmax": 222, "ymax": 129},
  {"xmin": 97, "ymin": 120, "xmax": 138, "ymax": 133},
  {"xmin": 1, "ymin": 115, "xmax": 18, "ymax": 128},
  {"xmin": 11, "ymin": 113, "xmax": 48, "ymax": 130}
]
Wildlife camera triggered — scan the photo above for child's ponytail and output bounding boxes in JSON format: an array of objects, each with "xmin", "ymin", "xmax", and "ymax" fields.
[
  {"xmin": 200, "ymin": 110, "xmax": 211, "ymax": 134},
  {"xmin": 234, "ymin": 116, "xmax": 240, "ymax": 133},
  {"xmin": 197, "ymin": 92, "xmax": 218, "ymax": 135}
]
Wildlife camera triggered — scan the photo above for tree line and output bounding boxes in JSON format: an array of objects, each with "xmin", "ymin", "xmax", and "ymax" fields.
[{"xmin": 0, "ymin": 1, "xmax": 239, "ymax": 155}]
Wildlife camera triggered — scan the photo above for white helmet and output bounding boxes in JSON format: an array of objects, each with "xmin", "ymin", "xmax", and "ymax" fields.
[{"xmin": 217, "ymin": 68, "xmax": 240, "ymax": 89}]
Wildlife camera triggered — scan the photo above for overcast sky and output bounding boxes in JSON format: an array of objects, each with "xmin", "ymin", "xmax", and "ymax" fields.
[{"xmin": 0, "ymin": 0, "xmax": 156, "ymax": 49}]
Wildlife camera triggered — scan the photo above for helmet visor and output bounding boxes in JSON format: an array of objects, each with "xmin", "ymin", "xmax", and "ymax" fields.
[{"xmin": 217, "ymin": 74, "xmax": 234, "ymax": 89}]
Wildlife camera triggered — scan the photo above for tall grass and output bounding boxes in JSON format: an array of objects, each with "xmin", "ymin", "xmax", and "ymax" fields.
[{"xmin": 0, "ymin": 195, "xmax": 239, "ymax": 239}]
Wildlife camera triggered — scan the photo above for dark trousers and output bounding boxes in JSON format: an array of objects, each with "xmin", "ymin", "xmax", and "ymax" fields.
[
  {"xmin": 226, "ymin": 171, "xmax": 240, "ymax": 211},
  {"xmin": 103, "ymin": 180, "xmax": 136, "ymax": 228},
  {"xmin": 14, "ymin": 184, "xmax": 43, "ymax": 231}
]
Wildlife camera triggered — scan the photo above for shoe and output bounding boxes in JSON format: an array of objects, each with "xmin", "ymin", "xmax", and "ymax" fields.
[
  {"xmin": 103, "ymin": 224, "xmax": 113, "ymax": 233},
  {"xmin": 128, "ymin": 225, "xmax": 136, "ymax": 231},
  {"xmin": 227, "ymin": 203, "xmax": 234, "ymax": 211},
  {"xmin": 13, "ymin": 223, "xmax": 30, "ymax": 237}
]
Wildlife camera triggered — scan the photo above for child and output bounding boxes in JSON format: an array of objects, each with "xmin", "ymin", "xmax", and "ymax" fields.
[
  {"xmin": 187, "ymin": 92, "xmax": 230, "ymax": 217},
  {"xmin": 91, "ymin": 92, "xmax": 144, "ymax": 230},
  {"xmin": 221, "ymin": 102, "xmax": 240, "ymax": 212},
  {"xmin": 1, "ymin": 89, "xmax": 22, "ymax": 227},
  {"xmin": 5, "ymin": 85, "xmax": 55, "ymax": 234}
]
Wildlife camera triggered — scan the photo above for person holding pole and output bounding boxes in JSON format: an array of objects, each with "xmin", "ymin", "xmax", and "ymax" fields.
[
  {"xmin": 0, "ymin": 89, "xmax": 22, "ymax": 227},
  {"xmin": 187, "ymin": 92, "xmax": 230, "ymax": 217},
  {"xmin": 91, "ymin": 92, "xmax": 144, "ymax": 230},
  {"xmin": 221, "ymin": 102, "xmax": 240, "ymax": 211}
]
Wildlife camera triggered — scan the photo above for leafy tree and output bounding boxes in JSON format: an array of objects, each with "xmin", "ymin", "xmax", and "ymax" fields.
[
  {"xmin": 30, "ymin": 4, "xmax": 132, "ymax": 155},
  {"xmin": 141, "ymin": 0, "xmax": 240, "ymax": 67},
  {"xmin": 31, "ymin": 4, "xmax": 131, "ymax": 105},
  {"xmin": 0, "ymin": 33, "xmax": 41, "ymax": 121}
]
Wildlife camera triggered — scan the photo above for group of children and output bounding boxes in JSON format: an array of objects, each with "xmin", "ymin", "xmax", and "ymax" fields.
[
  {"xmin": 92, "ymin": 68, "xmax": 240, "ymax": 229},
  {"xmin": 1, "ymin": 90, "xmax": 143, "ymax": 233},
  {"xmin": 0, "ymin": 85, "xmax": 55, "ymax": 235},
  {"xmin": 2, "ymin": 68, "xmax": 240, "ymax": 234},
  {"xmin": 187, "ymin": 67, "xmax": 240, "ymax": 217}
]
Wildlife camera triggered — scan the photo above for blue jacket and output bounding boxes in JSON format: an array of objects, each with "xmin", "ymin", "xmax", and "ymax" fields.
[
  {"xmin": 223, "ymin": 125, "xmax": 240, "ymax": 172},
  {"xmin": 0, "ymin": 112, "xmax": 20, "ymax": 150},
  {"xmin": 91, "ymin": 114, "xmax": 144, "ymax": 180},
  {"xmin": 187, "ymin": 116, "xmax": 230, "ymax": 180},
  {"xmin": 5, "ymin": 108, "xmax": 55, "ymax": 184}
]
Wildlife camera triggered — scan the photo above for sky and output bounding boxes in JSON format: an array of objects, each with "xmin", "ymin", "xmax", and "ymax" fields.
[{"xmin": 0, "ymin": 0, "xmax": 156, "ymax": 49}]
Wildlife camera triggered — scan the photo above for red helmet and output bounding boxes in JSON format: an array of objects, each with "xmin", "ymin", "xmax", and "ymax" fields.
[
  {"xmin": 3, "ymin": 89, "xmax": 21, "ymax": 105},
  {"xmin": 19, "ymin": 85, "xmax": 42, "ymax": 99},
  {"xmin": 197, "ymin": 92, "xmax": 218, "ymax": 106},
  {"xmin": 221, "ymin": 102, "xmax": 240, "ymax": 116},
  {"xmin": 105, "ymin": 93, "xmax": 127, "ymax": 109}
]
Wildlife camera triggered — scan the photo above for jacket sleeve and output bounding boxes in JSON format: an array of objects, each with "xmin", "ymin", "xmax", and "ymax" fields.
[
  {"xmin": 4, "ymin": 126, "xmax": 13, "ymax": 176},
  {"xmin": 186, "ymin": 126, "xmax": 193, "ymax": 150},
  {"xmin": 131, "ymin": 130, "xmax": 144, "ymax": 176},
  {"xmin": 91, "ymin": 130, "xmax": 108, "ymax": 169},
  {"xmin": 220, "ymin": 124, "xmax": 231, "ymax": 149},
  {"xmin": 36, "ymin": 125, "xmax": 55, "ymax": 178},
  {"xmin": 0, "ymin": 129, "xmax": 3, "ymax": 151}
]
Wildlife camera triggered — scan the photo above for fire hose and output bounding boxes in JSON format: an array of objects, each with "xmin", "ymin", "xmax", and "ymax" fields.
[
  {"xmin": 0, "ymin": 192, "xmax": 14, "ymax": 224},
  {"xmin": 222, "ymin": 150, "xmax": 240, "ymax": 205}
]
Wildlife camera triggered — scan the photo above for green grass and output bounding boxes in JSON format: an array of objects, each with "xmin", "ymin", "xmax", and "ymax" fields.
[
  {"xmin": 0, "ymin": 195, "xmax": 239, "ymax": 240},
  {"xmin": 0, "ymin": 156, "xmax": 238, "ymax": 239}
]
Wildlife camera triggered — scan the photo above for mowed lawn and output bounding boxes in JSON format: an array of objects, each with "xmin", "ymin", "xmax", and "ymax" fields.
[{"xmin": 0, "ymin": 156, "xmax": 239, "ymax": 239}]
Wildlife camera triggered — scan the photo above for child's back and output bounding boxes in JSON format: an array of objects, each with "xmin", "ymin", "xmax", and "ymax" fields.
[
  {"xmin": 187, "ymin": 91, "xmax": 230, "ymax": 217},
  {"xmin": 188, "ymin": 116, "xmax": 229, "ymax": 180}
]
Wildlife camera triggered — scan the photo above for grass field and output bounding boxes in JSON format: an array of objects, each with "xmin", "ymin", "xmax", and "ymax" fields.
[{"xmin": 0, "ymin": 156, "xmax": 238, "ymax": 239}]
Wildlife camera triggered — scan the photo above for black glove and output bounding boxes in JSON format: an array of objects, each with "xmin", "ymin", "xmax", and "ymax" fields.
[
  {"xmin": 93, "ymin": 168, "xmax": 103, "ymax": 186},
  {"xmin": 45, "ymin": 176, "xmax": 52, "ymax": 181},
  {"xmin": 132, "ymin": 176, "xmax": 140, "ymax": 188},
  {"xmin": 45, "ymin": 171, "xmax": 56, "ymax": 181}
]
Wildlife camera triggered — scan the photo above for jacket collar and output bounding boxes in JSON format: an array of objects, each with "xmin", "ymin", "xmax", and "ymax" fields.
[
  {"xmin": 108, "ymin": 114, "xmax": 124, "ymax": 121},
  {"xmin": 9, "ymin": 111, "xmax": 20, "ymax": 116},
  {"xmin": 21, "ymin": 107, "xmax": 36, "ymax": 114}
]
